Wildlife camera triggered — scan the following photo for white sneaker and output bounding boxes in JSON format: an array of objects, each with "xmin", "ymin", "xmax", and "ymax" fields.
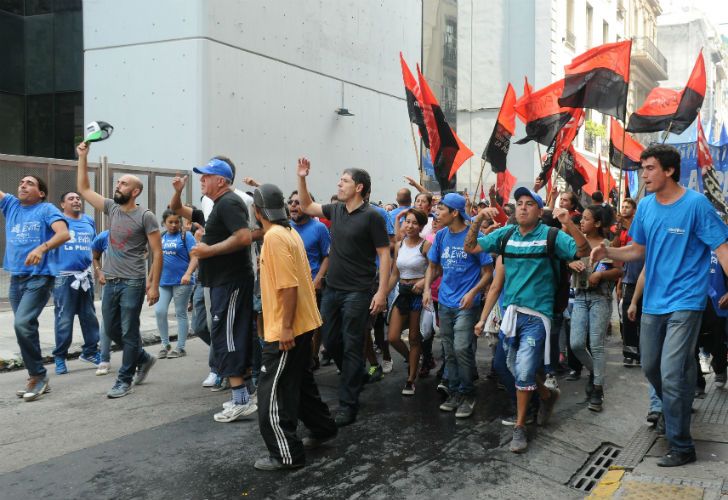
[
  {"xmin": 544, "ymin": 374, "xmax": 559, "ymax": 390},
  {"xmin": 699, "ymin": 354, "xmax": 712, "ymax": 375},
  {"xmin": 202, "ymin": 372, "xmax": 217, "ymax": 387},
  {"xmin": 382, "ymin": 359, "xmax": 394, "ymax": 374},
  {"xmin": 95, "ymin": 362, "xmax": 111, "ymax": 376},
  {"xmin": 214, "ymin": 402, "xmax": 258, "ymax": 422}
]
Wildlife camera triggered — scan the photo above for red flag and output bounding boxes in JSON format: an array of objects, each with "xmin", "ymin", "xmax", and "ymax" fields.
[
  {"xmin": 483, "ymin": 83, "xmax": 517, "ymax": 173},
  {"xmin": 697, "ymin": 117, "xmax": 728, "ymax": 215},
  {"xmin": 417, "ymin": 66, "xmax": 473, "ymax": 188},
  {"xmin": 479, "ymin": 182, "xmax": 486, "ymax": 201},
  {"xmin": 399, "ymin": 53, "xmax": 430, "ymax": 148},
  {"xmin": 515, "ymin": 77, "xmax": 535, "ymax": 124},
  {"xmin": 551, "ymin": 107, "xmax": 585, "ymax": 172},
  {"xmin": 626, "ymin": 87, "xmax": 681, "ymax": 133},
  {"xmin": 515, "ymin": 79, "xmax": 575, "ymax": 146},
  {"xmin": 596, "ymin": 155, "xmax": 604, "ymax": 194},
  {"xmin": 609, "ymin": 118, "xmax": 644, "ymax": 170},
  {"xmin": 672, "ymin": 51, "xmax": 706, "ymax": 135},
  {"xmin": 497, "ymin": 170, "xmax": 517, "ymax": 203},
  {"xmin": 579, "ymin": 153, "xmax": 599, "ymax": 196},
  {"xmin": 559, "ymin": 40, "xmax": 632, "ymax": 121},
  {"xmin": 599, "ymin": 155, "xmax": 617, "ymax": 195}
]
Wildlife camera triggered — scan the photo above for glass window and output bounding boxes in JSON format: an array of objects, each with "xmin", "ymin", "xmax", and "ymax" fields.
[
  {"xmin": 54, "ymin": 9, "xmax": 83, "ymax": 91},
  {"xmin": 0, "ymin": 93, "xmax": 25, "ymax": 154},
  {"xmin": 55, "ymin": 92, "xmax": 83, "ymax": 159},
  {"xmin": 24, "ymin": 13, "xmax": 54, "ymax": 94},
  {"xmin": 26, "ymin": 94, "xmax": 54, "ymax": 158},
  {"xmin": 0, "ymin": 11, "xmax": 25, "ymax": 93}
]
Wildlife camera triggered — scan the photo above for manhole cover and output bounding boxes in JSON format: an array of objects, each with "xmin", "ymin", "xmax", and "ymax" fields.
[{"xmin": 569, "ymin": 443, "xmax": 622, "ymax": 493}]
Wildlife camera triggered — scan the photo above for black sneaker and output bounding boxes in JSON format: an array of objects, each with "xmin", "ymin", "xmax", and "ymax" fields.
[
  {"xmin": 133, "ymin": 355, "xmax": 157, "ymax": 385},
  {"xmin": 657, "ymin": 449, "xmax": 696, "ymax": 467},
  {"xmin": 302, "ymin": 431, "xmax": 337, "ymax": 450},
  {"xmin": 645, "ymin": 411, "xmax": 661, "ymax": 425},
  {"xmin": 334, "ymin": 407, "xmax": 356, "ymax": 427},
  {"xmin": 366, "ymin": 365, "xmax": 383, "ymax": 384},
  {"xmin": 585, "ymin": 372, "xmax": 595, "ymax": 399},
  {"xmin": 253, "ymin": 456, "xmax": 305, "ymax": 471},
  {"xmin": 655, "ymin": 413, "xmax": 666, "ymax": 436},
  {"xmin": 401, "ymin": 381, "xmax": 415, "ymax": 396},
  {"xmin": 623, "ymin": 357, "xmax": 634, "ymax": 367},
  {"xmin": 588, "ymin": 385, "xmax": 603, "ymax": 412}
]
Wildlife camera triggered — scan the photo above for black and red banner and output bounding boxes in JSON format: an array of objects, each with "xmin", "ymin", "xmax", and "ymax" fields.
[
  {"xmin": 515, "ymin": 79, "xmax": 574, "ymax": 146},
  {"xmin": 609, "ymin": 118, "xmax": 644, "ymax": 170},
  {"xmin": 417, "ymin": 66, "xmax": 473, "ymax": 191},
  {"xmin": 626, "ymin": 87, "xmax": 680, "ymax": 133},
  {"xmin": 483, "ymin": 83, "xmax": 517, "ymax": 173},
  {"xmin": 559, "ymin": 40, "xmax": 632, "ymax": 121},
  {"xmin": 399, "ymin": 53, "xmax": 430, "ymax": 148},
  {"xmin": 671, "ymin": 51, "xmax": 706, "ymax": 135}
]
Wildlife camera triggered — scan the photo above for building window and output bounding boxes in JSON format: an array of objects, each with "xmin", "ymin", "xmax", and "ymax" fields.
[
  {"xmin": 603, "ymin": 21, "xmax": 609, "ymax": 44},
  {"xmin": 566, "ymin": 0, "xmax": 575, "ymax": 48},
  {"xmin": 443, "ymin": 18, "xmax": 457, "ymax": 69},
  {"xmin": 586, "ymin": 4, "xmax": 594, "ymax": 48}
]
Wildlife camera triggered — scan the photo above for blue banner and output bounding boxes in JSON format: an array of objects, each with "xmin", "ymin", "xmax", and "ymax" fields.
[{"xmin": 674, "ymin": 142, "xmax": 728, "ymax": 201}]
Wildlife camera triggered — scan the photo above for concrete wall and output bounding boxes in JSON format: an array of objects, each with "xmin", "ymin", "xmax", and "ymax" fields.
[{"xmin": 83, "ymin": 0, "xmax": 421, "ymax": 203}]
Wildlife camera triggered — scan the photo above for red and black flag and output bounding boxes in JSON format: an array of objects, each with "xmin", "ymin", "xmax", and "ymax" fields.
[
  {"xmin": 497, "ymin": 169, "xmax": 517, "ymax": 203},
  {"xmin": 482, "ymin": 83, "xmax": 517, "ymax": 173},
  {"xmin": 597, "ymin": 155, "xmax": 617, "ymax": 196},
  {"xmin": 515, "ymin": 79, "xmax": 574, "ymax": 146},
  {"xmin": 626, "ymin": 87, "xmax": 680, "ymax": 133},
  {"xmin": 609, "ymin": 118, "xmax": 644, "ymax": 170},
  {"xmin": 418, "ymin": 66, "xmax": 473, "ymax": 191},
  {"xmin": 559, "ymin": 145, "xmax": 590, "ymax": 192},
  {"xmin": 671, "ymin": 51, "xmax": 706, "ymax": 135},
  {"xmin": 514, "ymin": 77, "xmax": 534, "ymax": 123},
  {"xmin": 399, "ymin": 53, "xmax": 430, "ymax": 148},
  {"xmin": 536, "ymin": 107, "xmax": 585, "ymax": 185},
  {"xmin": 697, "ymin": 117, "xmax": 728, "ymax": 216},
  {"xmin": 559, "ymin": 40, "xmax": 632, "ymax": 121}
]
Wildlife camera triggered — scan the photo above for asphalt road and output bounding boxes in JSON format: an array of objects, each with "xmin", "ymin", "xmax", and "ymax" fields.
[{"xmin": 0, "ymin": 335, "xmax": 648, "ymax": 499}]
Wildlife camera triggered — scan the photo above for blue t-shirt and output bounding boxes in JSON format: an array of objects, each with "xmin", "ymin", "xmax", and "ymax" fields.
[
  {"xmin": 629, "ymin": 190, "xmax": 728, "ymax": 314},
  {"xmin": 91, "ymin": 230, "xmax": 109, "ymax": 255},
  {"xmin": 428, "ymin": 226, "xmax": 493, "ymax": 309},
  {"xmin": 709, "ymin": 251, "xmax": 728, "ymax": 318},
  {"xmin": 160, "ymin": 231, "xmax": 197, "ymax": 286},
  {"xmin": 387, "ymin": 205, "xmax": 411, "ymax": 236},
  {"xmin": 1, "ymin": 195, "xmax": 66, "ymax": 276},
  {"xmin": 291, "ymin": 218, "xmax": 330, "ymax": 280},
  {"xmin": 53, "ymin": 215, "xmax": 96, "ymax": 272}
]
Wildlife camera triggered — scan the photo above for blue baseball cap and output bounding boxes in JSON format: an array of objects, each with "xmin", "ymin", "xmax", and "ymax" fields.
[
  {"xmin": 193, "ymin": 158, "xmax": 233, "ymax": 180},
  {"xmin": 440, "ymin": 193, "xmax": 471, "ymax": 221},
  {"xmin": 514, "ymin": 187, "xmax": 544, "ymax": 208}
]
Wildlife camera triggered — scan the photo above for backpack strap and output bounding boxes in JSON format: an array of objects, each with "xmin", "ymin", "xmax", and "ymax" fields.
[{"xmin": 498, "ymin": 226, "xmax": 519, "ymax": 256}]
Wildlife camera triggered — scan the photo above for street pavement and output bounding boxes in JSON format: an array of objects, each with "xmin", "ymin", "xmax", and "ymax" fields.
[{"xmin": 1, "ymin": 305, "xmax": 727, "ymax": 499}]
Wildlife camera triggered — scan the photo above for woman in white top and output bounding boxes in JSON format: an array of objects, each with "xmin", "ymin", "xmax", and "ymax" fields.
[{"xmin": 387, "ymin": 209, "xmax": 431, "ymax": 395}]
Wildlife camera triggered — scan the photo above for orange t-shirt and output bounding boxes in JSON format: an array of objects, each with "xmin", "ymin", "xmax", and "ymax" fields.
[{"xmin": 260, "ymin": 225, "xmax": 322, "ymax": 342}]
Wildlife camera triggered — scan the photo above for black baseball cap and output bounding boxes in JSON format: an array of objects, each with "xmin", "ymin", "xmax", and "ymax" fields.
[{"xmin": 253, "ymin": 184, "xmax": 287, "ymax": 222}]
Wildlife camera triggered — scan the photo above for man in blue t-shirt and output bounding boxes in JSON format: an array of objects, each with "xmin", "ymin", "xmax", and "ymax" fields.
[
  {"xmin": 423, "ymin": 193, "xmax": 493, "ymax": 420},
  {"xmin": 386, "ymin": 188, "xmax": 412, "ymax": 244},
  {"xmin": 592, "ymin": 144, "xmax": 728, "ymax": 467},
  {"xmin": 51, "ymin": 192, "xmax": 101, "ymax": 375},
  {"xmin": 466, "ymin": 188, "xmax": 588, "ymax": 453},
  {"xmin": 1, "ymin": 176, "xmax": 70, "ymax": 402}
]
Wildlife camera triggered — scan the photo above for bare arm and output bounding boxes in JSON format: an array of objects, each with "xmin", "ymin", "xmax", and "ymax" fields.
[
  {"xmin": 714, "ymin": 242, "xmax": 728, "ymax": 279},
  {"xmin": 592, "ymin": 240, "xmax": 646, "ymax": 264},
  {"xmin": 475, "ymin": 256, "xmax": 504, "ymax": 336},
  {"xmin": 277, "ymin": 286, "xmax": 298, "ymax": 351},
  {"xmin": 296, "ymin": 157, "xmax": 324, "ymax": 218},
  {"xmin": 24, "ymin": 220, "xmax": 70, "ymax": 267},
  {"xmin": 170, "ymin": 175, "xmax": 193, "ymax": 220},
  {"xmin": 387, "ymin": 243, "xmax": 401, "ymax": 293},
  {"xmin": 312, "ymin": 256, "xmax": 329, "ymax": 291},
  {"xmin": 422, "ymin": 261, "xmax": 442, "ymax": 307},
  {"xmin": 465, "ymin": 208, "xmax": 499, "ymax": 253},
  {"xmin": 460, "ymin": 263, "xmax": 494, "ymax": 310},
  {"xmin": 190, "ymin": 227, "xmax": 252, "ymax": 260},
  {"xmin": 146, "ymin": 230, "xmax": 163, "ymax": 306},
  {"xmin": 76, "ymin": 142, "xmax": 106, "ymax": 211},
  {"xmin": 371, "ymin": 246, "xmax": 391, "ymax": 314},
  {"xmin": 404, "ymin": 175, "xmax": 426, "ymax": 193},
  {"xmin": 553, "ymin": 207, "xmax": 590, "ymax": 258},
  {"xmin": 92, "ymin": 251, "xmax": 105, "ymax": 285}
]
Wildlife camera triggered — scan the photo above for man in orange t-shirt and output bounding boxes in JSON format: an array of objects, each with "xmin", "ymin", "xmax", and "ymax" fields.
[{"xmin": 252, "ymin": 183, "xmax": 337, "ymax": 471}]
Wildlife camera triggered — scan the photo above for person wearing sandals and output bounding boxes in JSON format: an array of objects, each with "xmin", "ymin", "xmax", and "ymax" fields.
[
  {"xmin": 387, "ymin": 209, "xmax": 431, "ymax": 395},
  {"xmin": 155, "ymin": 210, "xmax": 198, "ymax": 359}
]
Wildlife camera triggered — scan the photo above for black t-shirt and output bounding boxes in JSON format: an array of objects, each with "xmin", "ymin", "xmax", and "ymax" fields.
[
  {"xmin": 199, "ymin": 191, "xmax": 252, "ymax": 287},
  {"xmin": 322, "ymin": 202, "xmax": 389, "ymax": 292}
]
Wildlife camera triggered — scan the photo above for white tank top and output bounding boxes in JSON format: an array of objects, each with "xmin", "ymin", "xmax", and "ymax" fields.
[{"xmin": 397, "ymin": 238, "xmax": 427, "ymax": 279}]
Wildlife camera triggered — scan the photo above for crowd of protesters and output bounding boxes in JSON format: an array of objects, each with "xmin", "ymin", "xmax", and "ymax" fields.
[{"xmin": 3, "ymin": 142, "xmax": 728, "ymax": 470}]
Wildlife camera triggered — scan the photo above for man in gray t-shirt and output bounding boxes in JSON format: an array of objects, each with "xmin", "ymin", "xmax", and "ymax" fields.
[{"xmin": 77, "ymin": 142, "xmax": 162, "ymax": 399}]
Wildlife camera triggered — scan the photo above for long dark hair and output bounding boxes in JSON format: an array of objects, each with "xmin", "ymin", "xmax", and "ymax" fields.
[{"xmin": 584, "ymin": 204, "xmax": 612, "ymax": 238}]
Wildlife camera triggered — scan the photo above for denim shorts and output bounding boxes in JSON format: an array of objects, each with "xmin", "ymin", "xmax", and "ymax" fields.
[
  {"xmin": 501, "ymin": 312, "xmax": 547, "ymax": 391},
  {"xmin": 393, "ymin": 292, "xmax": 423, "ymax": 313}
]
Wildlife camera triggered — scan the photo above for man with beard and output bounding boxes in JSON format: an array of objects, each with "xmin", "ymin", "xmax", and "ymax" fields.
[
  {"xmin": 77, "ymin": 142, "xmax": 162, "ymax": 398},
  {"xmin": 51, "ymin": 192, "xmax": 101, "ymax": 374},
  {"xmin": 288, "ymin": 190, "xmax": 330, "ymax": 368},
  {"xmin": 2, "ymin": 175, "xmax": 70, "ymax": 401}
]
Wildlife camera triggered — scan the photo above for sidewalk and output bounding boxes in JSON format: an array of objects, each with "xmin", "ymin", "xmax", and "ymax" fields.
[{"xmin": 0, "ymin": 301, "xmax": 173, "ymax": 370}]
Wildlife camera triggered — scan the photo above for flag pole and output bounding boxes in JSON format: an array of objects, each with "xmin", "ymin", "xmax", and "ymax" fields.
[
  {"xmin": 473, "ymin": 158, "xmax": 487, "ymax": 202},
  {"xmin": 616, "ymin": 39, "xmax": 634, "ymax": 208},
  {"xmin": 409, "ymin": 124, "xmax": 422, "ymax": 183}
]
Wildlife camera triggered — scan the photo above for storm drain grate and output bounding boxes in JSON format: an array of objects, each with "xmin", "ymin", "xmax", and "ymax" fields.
[
  {"xmin": 569, "ymin": 443, "xmax": 622, "ymax": 493},
  {"xmin": 612, "ymin": 424, "xmax": 657, "ymax": 470}
]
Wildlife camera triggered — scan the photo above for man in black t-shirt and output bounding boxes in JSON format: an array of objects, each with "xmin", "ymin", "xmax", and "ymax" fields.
[
  {"xmin": 186, "ymin": 158, "xmax": 257, "ymax": 423},
  {"xmin": 296, "ymin": 157, "xmax": 390, "ymax": 427}
]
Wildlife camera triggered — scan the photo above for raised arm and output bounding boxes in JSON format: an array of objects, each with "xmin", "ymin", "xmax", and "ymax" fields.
[
  {"xmin": 404, "ymin": 175, "xmax": 426, "ymax": 194},
  {"xmin": 296, "ymin": 157, "xmax": 324, "ymax": 218},
  {"xmin": 554, "ymin": 207, "xmax": 590, "ymax": 257},
  {"xmin": 591, "ymin": 239, "xmax": 646, "ymax": 265},
  {"xmin": 465, "ymin": 208, "xmax": 499, "ymax": 253},
  {"xmin": 170, "ymin": 175, "xmax": 193, "ymax": 220},
  {"xmin": 76, "ymin": 142, "xmax": 106, "ymax": 211}
]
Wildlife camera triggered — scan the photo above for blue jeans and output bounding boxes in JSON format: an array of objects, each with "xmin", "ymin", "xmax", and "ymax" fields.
[
  {"xmin": 319, "ymin": 287, "xmax": 371, "ymax": 411},
  {"xmin": 438, "ymin": 304, "xmax": 479, "ymax": 396},
  {"xmin": 571, "ymin": 291, "xmax": 611, "ymax": 386},
  {"xmin": 99, "ymin": 319, "xmax": 111, "ymax": 363},
  {"xmin": 648, "ymin": 383, "xmax": 663, "ymax": 413},
  {"xmin": 52, "ymin": 275, "xmax": 100, "ymax": 359},
  {"xmin": 502, "ymin": 312, "xmax": 547, "ymax": 391},
  {"xmin": 155, "ymin": 284, "xmax": 193, "ymax": 350},
  {"xmin": 641, "ymin": 310, "xmax": 702, "ymax": 453},
  {"xmin": 9, "ymin": 275, "xmax": 53, "ymax": 376},
  {"xmin": 102, "ymin": 278, "xmax": 149, "ymax": 385},
  {"xmin": 494, "ymin": 334, "xmax": 516, "ymax": 404}
]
